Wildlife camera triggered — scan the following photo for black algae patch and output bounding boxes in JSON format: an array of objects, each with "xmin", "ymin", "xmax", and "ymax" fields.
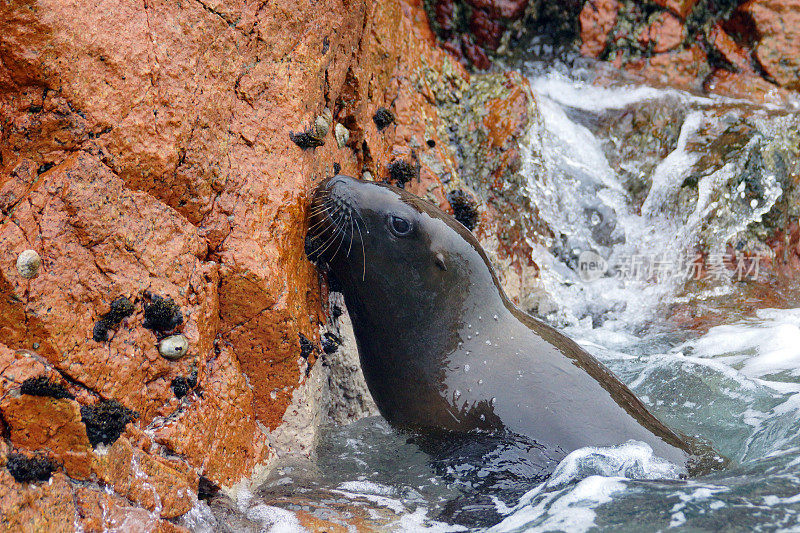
[
  {"xmin": 289, "ymin": 127, "xmax": 325, "ymax": 149},
  {"xmin": 171, "ymin": 377, "xmax": 191, "ymax": 399},
  {"xmin": 20, "ymin": 376, "xmax": 74, "ymax": 400},
  {"xmin": 299, "ymin": 333, "xmax": 315, "ymax": 359},
  {"xmin": 6, "ymin": 453, "xmax": 56, "ymax": 483},
  {"xmin": 387, "ymin": 159, "xmax": 419, "ymax": 189},
  {"xmin": 321, "ymin": 332, "xmax": 341, "ymax": 354},
  {"xmin": 93, "ymin": 322, "xmax": 111, "ymax": 342},
  {"xmin": 143, "ymin": 295, "xmax": 183, "ymax": 332},
  {"xmin": 447, "ymin": 189, "xmax": 480, "ymax": 231},
  {"xmin": 105, "ymin": 296, "xmax": 135, "ymax": 323},
  {"xmin": 198, "ymin": 475, "xmax": 221, "ymax": 500},
  {"xmin": 93, "ymin": 296, "xmax": 135, "ymax": 342},
  {"xmin": 171, "ymin": 370, "xmax": 198, "ymax": 399},
  {"xmin": 373, "ymin": 107, "xmax": 394, "ymax": 131},
  {"xmin": 81, "ymin": 400, "xmax": 138, "ymax": 447}
]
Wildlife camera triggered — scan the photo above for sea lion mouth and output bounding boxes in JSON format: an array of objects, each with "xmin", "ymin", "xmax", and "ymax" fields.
[{"xmin": 305, "ymin": 176, "xmax": 366, "ymax": 271}]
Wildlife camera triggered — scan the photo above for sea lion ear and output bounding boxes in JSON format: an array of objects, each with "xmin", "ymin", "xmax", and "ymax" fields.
[{"xmin": 434, "ymin": 251, "xmax": 448, "ymax": 271}]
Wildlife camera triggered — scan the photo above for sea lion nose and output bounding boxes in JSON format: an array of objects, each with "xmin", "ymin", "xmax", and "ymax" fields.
[
  {"xmin": 316, "ymin": 175, "xmax": 358, "ymax": 216},
  {"xmin": 324, "ymin": 174, "xmax": 356, "ymax": 194}
]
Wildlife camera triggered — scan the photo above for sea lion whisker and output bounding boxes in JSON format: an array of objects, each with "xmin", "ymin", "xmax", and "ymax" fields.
[
  {"xmin": 308, "ymin": 200, "xmax": 334, "ymax": 217},
  {"xmin": 346, "ymin": 212, "xmax": 355, "ymax": 257},
  {"xmin": 307, "ymin": 210, "xmax": 335, "ymax": 233},
  {"xmin": 328, "ymin": 219, "xmax": 348, "ymax": 263},
  {"xmin": 308, "ymin": 205, "xmax": 344, "ymax": 258},
  {"xmin": 312, "ymin": 205, "xmax": 348, "ymax": 259},
  {"xmin": 327, "ymin": 206, "xmax": 349, "ymax": 262},
  {"xmin": 308, "ymin": 205, "xmax": 332, "ymax": 218},
  {"xmin": 353, "ymin": 215, "xmax": 366, "ymax": 281},
  {"xmin": 353, "ymin": 208, "xmax": 369, "ymax": 235},
  {"xmin": 308, "ymin": 205, "xmax": 330, "ymax": 217},
  {"xmin": 306, "ymin": 200, "xmax": 337, "ymax": 232}
]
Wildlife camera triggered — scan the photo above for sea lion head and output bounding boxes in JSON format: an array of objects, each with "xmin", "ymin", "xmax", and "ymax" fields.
[
  {"xmin": 307, "ymin": 175, "xmax": 502, "ymax": 323},
  {"xmin": 306, "ymin": 175, "xmax": 507, "ymax": 421}
]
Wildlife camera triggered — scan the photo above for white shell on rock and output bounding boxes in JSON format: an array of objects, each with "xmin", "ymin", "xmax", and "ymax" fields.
[
  {"xmin": 159, "ymin": 334, "xmax": 189, "ymax": 360},
  {"xmin": 16, "ymin": 249, "xmax": 41, "ymax": 279},
  {"xmin": 315, "ymin": 108, "xmax": 332, "ymax": 138},
  {"xmin": 335, "ymin": 123, "xmax": 350, "ymax": 148}
]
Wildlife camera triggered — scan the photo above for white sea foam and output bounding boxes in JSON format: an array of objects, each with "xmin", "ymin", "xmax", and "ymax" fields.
[
  {"xmin": 530, "ymin": 73, "xmax": 714, "ymax": 113},
  {"xmin": 686, "ymin": 308, "xmax": 800, "ymax": 379},
  {"xmin": 490, "ymin": 441, "xmax": 682, "ymax": 532},
  {"xmin": 246, "ymin": 504, "xmax": 308, "ymax": 533},
  {"xmin": 492, "ymin": 475, "xmax": 627, "ymax": 533}
]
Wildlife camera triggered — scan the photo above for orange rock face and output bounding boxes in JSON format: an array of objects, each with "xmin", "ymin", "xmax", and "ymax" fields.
[
  {"xmin": 574, "ymin": 0, "xmax": 799, "ymax": 103},
  {"xmin": 707, "ymin": 23, "xmax": 753, "ymax": 73},
  {"xmin": 0, "ymin": 472, "xmax": 77, "ymax": 532},
  {"xmin": 1, "ymin": 0, "xmax": 535, "ymax": 524},
  {"xmin": 2, "ymin": 395, "xmax": 93, "ymax": 480},
  {"xmin": 639, "ymin": 12, "xmax": 684, "ymax": 54},
  {"xmin": 653, "ymin": 0, "xmax": 698, "ymax": 19},
  {"xmin": 741, "ymin": 0, "xmax": 800, "ymax": 90},
  {"xmin": 579, "ymin": 0, "xmax": 620, "ymax": 58},
  {"xmin": 624, "ymin": 45, "xmax": 711, "ymax": 92}
]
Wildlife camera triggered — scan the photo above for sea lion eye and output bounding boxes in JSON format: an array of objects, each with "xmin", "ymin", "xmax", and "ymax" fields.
[{"xmin": 389, "ymin": 215, "xmax": 412, "ymax": 236}]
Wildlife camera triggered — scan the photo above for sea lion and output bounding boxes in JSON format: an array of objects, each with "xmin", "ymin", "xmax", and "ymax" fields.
[{"xmin": 307, "ymin": 174, "xmax": 714, "ymax": 474}]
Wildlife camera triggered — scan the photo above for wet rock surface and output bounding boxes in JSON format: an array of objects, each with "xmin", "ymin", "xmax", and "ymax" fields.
[
  {"xmin": 435, "ymin": 0, "xmax": 800, "ymax": 103},
  {"xmin": 0, "ymin": 0, "xmax": 540, "ymax": 526}
]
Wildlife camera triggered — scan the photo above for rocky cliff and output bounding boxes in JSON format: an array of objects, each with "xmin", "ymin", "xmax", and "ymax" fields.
[{"xmin": 0, "ymin": 0, "xmax": 536, "ymax": 528}]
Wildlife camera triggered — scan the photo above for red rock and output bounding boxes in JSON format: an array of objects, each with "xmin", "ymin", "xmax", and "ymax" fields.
[
  {"xmin": 75, "ymin": 486, "xmax": 190, "ymax": 533},
  {"xmin": 0, "ymin": 346, "xmax": 55, "ymax": 398},
  {"xmin": 0, "ymin": 472, "xmax": 76, "ymax": 532},
  {"xmin": 471, "ymin": 7, "xmax": 504, "ymax": 50},
  {"xmin": 639, "ymin": 12, "xmax": 684, "ymax": 53},
  {"xmin": 466, "ymin": 0, "xmax": 529, "ymax": 19},
  {"xmin": 653, "ymin": 0, "xmax": 699, "ymax": 19},
  {"xmin": 152, "ymin": 345, "xmax": 270, "ymax": 487},
  {"xmin": 704, "ymin": 69, "xmax": 792, "ymax": 104},
  {"xmin": 462, "ymin": 35, "xmax": 492, "ymax": 70},
  {"xmin": 0, "ymin": 152, "xmax": 210, "ymax": 424},
  {"xmin": 1, "ymin": 395, "xmax": 93, "ymax": 480},
  {"xmin": 579, "ymin": 0, "xmax": 620, "ymax": 58},
  {"xmin": 92, "ymin": 437, "xmax": 195, "ymax": 519},
  {"xmin": 740, "ymin": 0, "xmax": 800, "ymax": 89},
  {"xmin": 435, "ymin": 0, "xmax": 458, "ymax": 32},
  {"xmin": 624, "ymin": 45, "xmax": 711, "ymax": 91},
  {"xmin": 0, "ymin": 0, "xmax": 534, "ymax": 525},
  {"xmin": 707, "ymin": 24, "xmax": 754, "ymax": 73}
]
